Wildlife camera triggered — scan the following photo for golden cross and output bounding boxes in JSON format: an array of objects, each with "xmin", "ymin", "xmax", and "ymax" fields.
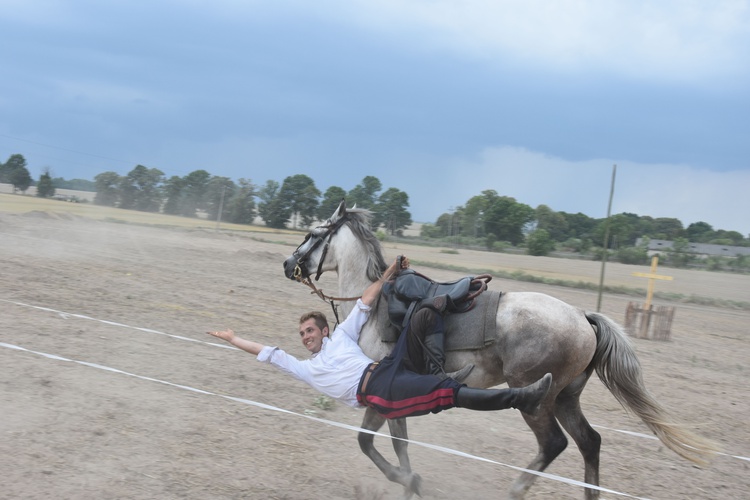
[{"xmin": 632, "ymin": 256, "xmax": 673, "ymax": 309}]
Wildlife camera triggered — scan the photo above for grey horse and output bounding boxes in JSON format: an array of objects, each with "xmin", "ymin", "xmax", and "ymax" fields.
[{"xmin": 282, "ymin": 200, "xmax": 717, "ymax": 499}]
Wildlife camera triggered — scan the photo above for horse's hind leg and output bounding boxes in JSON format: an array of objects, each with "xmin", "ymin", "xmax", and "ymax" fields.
[
  {"xmin": 554, "ymin": 373, "xmax": 602, "ymax": 500},
  {"xmin": 508, "ymin": 407, "xmax": 569, "ymax": 500},
  {"xmin": 387, "ymin": 417, "xmax": 420, "ymax": 489},
  {"xmin": 357, "ymin": 408, "xmax": 421, "ymax": 498}
]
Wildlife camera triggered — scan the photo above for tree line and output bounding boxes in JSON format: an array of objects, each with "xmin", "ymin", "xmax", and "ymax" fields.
[
  {"xmin": 3, "ymin": 152, "xmax": 749, "ymax": 266},
  {"xmin": 424, "ymin": 190, "xmax": 748, "ymax": 248},
  {"xmin": 422, "ymin": 189, "xmax": 749, "ymax": 270},
  {"xmin": 92, "ymin": 166, "xmax": 412, "ymax": 233},
  {"xmin": 1, "ymin": 154, "xmax": 412, "ymax": 234}
]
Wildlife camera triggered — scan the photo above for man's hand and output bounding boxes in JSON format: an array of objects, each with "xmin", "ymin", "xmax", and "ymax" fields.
[
  {"xmin": 207, "ymin": 329, "xmax": 236, "ymax": 343},
  {"xmin": 383, "ymin": 255, "xmax": 409, "ymax": 282}
]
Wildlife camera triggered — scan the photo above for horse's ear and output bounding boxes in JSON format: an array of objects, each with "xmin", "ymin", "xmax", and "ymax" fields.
[{"xmin": 333, "ymin": 198, "xmax": 347, "ymax": 219}]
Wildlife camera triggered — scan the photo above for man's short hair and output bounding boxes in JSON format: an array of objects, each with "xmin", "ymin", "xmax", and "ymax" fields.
[{"xmin": 299, "ymin": 311, "xmax": 329, "ymax": 335}]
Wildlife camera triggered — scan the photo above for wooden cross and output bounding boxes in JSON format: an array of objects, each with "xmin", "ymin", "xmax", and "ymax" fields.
[{"xmin": 632, "ymin": 256, "xmax": 673, "ymax": 309}]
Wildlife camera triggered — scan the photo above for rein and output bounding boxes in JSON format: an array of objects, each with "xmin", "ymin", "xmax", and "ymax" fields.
[
  {"xmin": 293, "ymin": 266, "xmax": 361, "ymax": 303},
  {"xmin": 293, "ymin": 270, "xmax": 361, "ymax": 326}
]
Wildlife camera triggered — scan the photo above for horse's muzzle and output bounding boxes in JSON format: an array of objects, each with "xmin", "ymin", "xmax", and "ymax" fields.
[{"xmin": 282, "ymin": 255, "xmax": 301, "ymax": 280}]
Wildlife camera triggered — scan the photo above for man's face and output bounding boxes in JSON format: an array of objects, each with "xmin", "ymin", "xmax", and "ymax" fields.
[{"xmin": 299, "ymin": 318, "xmax": 328, "ymax": 354}]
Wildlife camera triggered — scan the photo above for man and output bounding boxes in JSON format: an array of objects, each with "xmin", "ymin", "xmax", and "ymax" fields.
[{"xmin": 207, "ymin": 256, "xmax": 551, "ymax": 419}]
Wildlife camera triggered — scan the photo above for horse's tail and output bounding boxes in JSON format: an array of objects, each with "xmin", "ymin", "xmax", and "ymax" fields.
[{"xmin": 586, "ymin": 312, "xmax": 720, "ymax": 466}]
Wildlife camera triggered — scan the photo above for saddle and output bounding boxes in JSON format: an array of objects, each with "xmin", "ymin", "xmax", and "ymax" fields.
[{"xmin": 382, "ymin": 266, "xmax": 492, "ymax": 331}]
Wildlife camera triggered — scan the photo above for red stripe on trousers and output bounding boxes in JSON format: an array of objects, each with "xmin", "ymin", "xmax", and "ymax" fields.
[
  {"xmin": 365, "ymin": 387, "xmax": 454, "ymax": 410},
  {"xmin": 376, "ymin": 395, "xmax": 455, "ymax": 419},
  {"xmin": 365, "ymin": 387, "xmax": 455, "ymax": 409}
]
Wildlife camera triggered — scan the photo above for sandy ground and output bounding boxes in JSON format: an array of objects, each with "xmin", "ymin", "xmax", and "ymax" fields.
[{"xmin": 1, "ymin": 210, "xmax": 748, "ymax": 500}]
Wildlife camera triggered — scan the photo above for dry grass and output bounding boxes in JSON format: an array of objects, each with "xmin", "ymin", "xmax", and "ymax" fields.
[{"xmin": 0, "ymin": 192, "xmax": 295, "ymax": 234}]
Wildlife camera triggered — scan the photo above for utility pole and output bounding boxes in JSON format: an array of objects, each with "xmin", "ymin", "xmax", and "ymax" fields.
[
  {"xmin": 596, "ymin": 165, "xmax": 617, "ymax": 312},
  {"xmin": 215, "ymin": 186, "xmax": 226, "ymax": 231}
]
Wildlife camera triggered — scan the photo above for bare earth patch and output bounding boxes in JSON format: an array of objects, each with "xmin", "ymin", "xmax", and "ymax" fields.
[{"xmin": 1, "ymin": 211, "xmax": 748, "ymax": 499}]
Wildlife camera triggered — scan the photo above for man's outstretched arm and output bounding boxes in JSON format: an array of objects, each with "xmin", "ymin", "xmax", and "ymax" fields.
[{"xmin": 207, "ymin": 328, "xmax": 264, "ymax": 356}]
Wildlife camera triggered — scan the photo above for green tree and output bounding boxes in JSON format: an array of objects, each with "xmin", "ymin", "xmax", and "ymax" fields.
[
  {"xmin": 559, "ymin": 211, "xmax": 597, "ymax": 240},
  {"xmin": 257, "ymin": 180, "xmax": 289, "ymax": 228},
  {"xmin": 561, "ymin": 237, "xmax": 592, "ymax": 254},
  {"xmin": 299, "ymin": 184, "xmax": 322, "ymax": 228},
  {"xmin": 686, "ymin": 221, "xmax": 714, "ymax": 243},
  {"xmin": 0, "ymin": 154, "xmax": 19, "ymax": 183},
  {"xmin": 651, "ymin": 217, "xmax": 684, "ymax": 240},
  {"xmin": 634, "ymin": 215, "xmax": 655, "ymax": 240},
  {"xmin": 375, "ymin": 188, "xmax": 412, "ymax": 235},
  {"xmin": 463, "ymin": 191, "xmax": 497, "ymax": 238},
  {"xmin": 666, "ymin": 237, "xmax": 695, "ymax": 267},
  {"xmin": 118, "ymin": 173, "xmax": 137, "ymax": 209},
  {"xmin": 162, "ymin": 176, "xmax": 186, "ymax": 215},
  {"xmin": 180, "ymin": 170, "xmax": 211, "ymax": 217},
  {"xmin": 226, "ymin": 178, "xmax": 257, "ymax": 224},
  {"xmin": 616, "ymin": 246, "xmax": 649, "ymax": 265},
  {"xmin": 592, "ymin": 213, "xmax": 638, "ymax": 248},
  {"xmin": 317, "ymin": 186, "xmax": 347, "ymax": 222},
  {"xmin": 734, "ymin": 254, "xmax": 750, "ymax": 271},
  {"xmin": 711, "ymin": 230, "xmax": 745, "ymax": 245},
  {"xmin": 526, "ymin": 229, "xmax": 556, "ymax": 256},
  {"xmin": 347, "ymin": 176, "xmax": 382, "ymax": 210},
  {"xmin": 433, "ymin": 212, "xmax": 453, "ymax": 238},
  {"xmin": 485, "ymin": 232, "xmax": 497, "ymax": 251},
  {"xmin": 1, "ymin": 154, "xmax": 32, "ymax": 192},
  {"xmin": 36, "ymin": 169, "xmax": 56, "ymax": 198},
  {"xmin": 483, "ymin": 195, "xmax": 534, "ymax": 246},
  {"xmin": 617, "ymin": 212, "xmax": 643, "ymax": 246},
  {"xmin": 119, "ymin": 165, "xmax": 164, "ymax": 212},
  {"xmin": 419, "ymin": 223, "xmax": 443, "ymax": 238},
  {"xmin": 93, "ymin": 171, "xmax": 122, "ymax": 207},
  {"xmin": 458, "ymin": 202, "xmax": 482, "ymax": 239},
  {"xmin": 205, "ymin": 177, "xmax": 237, "ymax": 222},
  {"xmin": 279, "ymin": 174, "xmax": 320, "ymax": 228},
  {"xmin": 535, "ymin": 204, "xmax": 569, "ymax": 242}
]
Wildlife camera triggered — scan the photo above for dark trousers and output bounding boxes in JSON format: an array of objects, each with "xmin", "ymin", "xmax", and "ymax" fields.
[
  {"xmin": 405, "ymin": 307, "xmax": 442, "ymax": 374},
  {"xmin": 356, "ymin": 309, "xmax": 463, "ymax": 419}
]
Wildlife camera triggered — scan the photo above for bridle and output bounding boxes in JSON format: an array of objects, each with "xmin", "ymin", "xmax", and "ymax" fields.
[
  {"xmin": 292, "ymin": 214, "xmax": 348, "ymax": 283},
  {"xmin": 291, "ymin": 214, "xmax": 361, "ymax": 324}
]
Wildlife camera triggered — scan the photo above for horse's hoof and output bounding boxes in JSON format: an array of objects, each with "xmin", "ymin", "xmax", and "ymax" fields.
[{"xmin": 408, "ymin": 472, "xmax": 422, "ymax": 498}]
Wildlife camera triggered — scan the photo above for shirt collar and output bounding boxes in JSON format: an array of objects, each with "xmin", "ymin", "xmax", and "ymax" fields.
[{"xmin": 311, "ymin": 336, "xmax": 330, "ymax": 358}]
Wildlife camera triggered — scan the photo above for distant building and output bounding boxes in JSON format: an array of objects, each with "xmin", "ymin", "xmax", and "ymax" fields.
[{"xmin": 637, "ymin": 238, "xmax": 750, "ymax": 259}]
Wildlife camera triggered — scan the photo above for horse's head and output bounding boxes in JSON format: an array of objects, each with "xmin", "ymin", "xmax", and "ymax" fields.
[
  {"xmin": 283, "ymin": 199, "xmax": 350, "ymax": 282},
  {"xmin": 282, "ymin": 199, "xmax": 387, "ymax": 283}
]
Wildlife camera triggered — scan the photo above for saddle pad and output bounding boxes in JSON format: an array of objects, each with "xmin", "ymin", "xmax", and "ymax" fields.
[
  {"xmin": 381, "ymin": 290, "xmax": 501, "ymax": 351},
  {"xmin": 445, "ymin": 290, "xmax": 501, "ymax": 351}
]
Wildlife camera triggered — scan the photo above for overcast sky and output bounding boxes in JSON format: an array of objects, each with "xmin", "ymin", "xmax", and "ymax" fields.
[{"xmin": 1, "ymin": 1, "xmax": 748, "ymax": 235}]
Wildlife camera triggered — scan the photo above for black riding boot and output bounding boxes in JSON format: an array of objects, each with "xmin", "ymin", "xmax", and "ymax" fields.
[
  {"xmin": 455, "ymin": 373, "xmax": 552, "ymax": 415},
  {"xmin": 423, "ymin": 329, "xmax": 474, "ymax": 382}
]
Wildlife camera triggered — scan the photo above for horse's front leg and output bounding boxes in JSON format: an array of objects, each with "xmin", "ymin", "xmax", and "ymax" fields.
[{"xmin": 358, "ymin": 408, "xmax": 422, "ymax": 498}]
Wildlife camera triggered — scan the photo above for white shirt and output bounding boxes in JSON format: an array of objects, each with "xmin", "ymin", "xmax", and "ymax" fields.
[{"xmin": 257, "ymin": 299, "xmax": 375, "ymax": 407}]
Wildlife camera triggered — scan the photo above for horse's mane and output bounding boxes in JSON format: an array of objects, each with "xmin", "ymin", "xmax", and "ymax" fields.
[{"xmin": 344, "ymin": 208, "xmax": 387, "ymax": 282}]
